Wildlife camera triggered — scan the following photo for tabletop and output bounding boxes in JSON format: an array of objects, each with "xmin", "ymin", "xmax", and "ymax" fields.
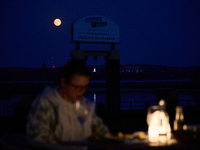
[
  {"xmin": 1, "ymin": 132, "xmax": 200, "ymax": 150},
  {"xmin": 27, "ymin": 138, "xmax": 200, "ymax": 150}
]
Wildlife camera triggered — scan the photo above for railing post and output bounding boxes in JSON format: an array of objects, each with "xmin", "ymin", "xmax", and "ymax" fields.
[{"xmin": 130, "ymin": 102, "xmax": 132, "ymax": 110}]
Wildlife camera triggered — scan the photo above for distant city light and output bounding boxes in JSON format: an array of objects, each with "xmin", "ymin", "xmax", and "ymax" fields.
[
  {"xmin": 93, "ymin": 68, "xmax": 96, "ymax": 72},
  {"xmin": 52, "ymin": 57, "xmax": 55, "ymax": 68}
]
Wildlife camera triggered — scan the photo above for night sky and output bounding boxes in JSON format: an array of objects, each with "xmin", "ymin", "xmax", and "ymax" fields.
[{"xmin": 1, "ymin": 0, "xmax": 200, "ymax": 68}]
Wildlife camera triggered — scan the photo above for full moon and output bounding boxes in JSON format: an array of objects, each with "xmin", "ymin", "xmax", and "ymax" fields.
[{"xmin": 54, "ymin": 19, "xmax": 61, "ymax": 26}]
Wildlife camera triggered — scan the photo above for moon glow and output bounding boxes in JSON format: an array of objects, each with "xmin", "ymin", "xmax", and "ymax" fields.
[{"xmin": 54, "ymin": 19, "xmax": 61, "ymax": 26}]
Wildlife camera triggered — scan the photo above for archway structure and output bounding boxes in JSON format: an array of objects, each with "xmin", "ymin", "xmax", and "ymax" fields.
[{"xmin": 70, "ymin": 16, "xmax": 120, "ymax": 111}]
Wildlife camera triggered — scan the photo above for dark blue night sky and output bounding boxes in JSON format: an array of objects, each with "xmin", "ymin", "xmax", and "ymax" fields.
[{"xmin": 1, "ymin": 0, "xmax": 200, "ymax": 68}]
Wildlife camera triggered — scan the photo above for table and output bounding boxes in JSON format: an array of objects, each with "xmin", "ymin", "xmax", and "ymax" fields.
[
  {"xmin": 27, "ymin": 138, "xmax": 200, "ymax": 150},
  {"xmin": 1, "ymin": 133, "xmax": 200, "ymax": 150}
]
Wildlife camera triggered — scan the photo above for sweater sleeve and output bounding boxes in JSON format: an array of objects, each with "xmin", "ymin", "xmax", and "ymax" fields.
[
  {"xmin": 26, "ymin": 96, "xmax": 58, "ymax": 142},
  {"xmin": 91, "ymin": 112, "xmax": 110, "ymax": 138}
]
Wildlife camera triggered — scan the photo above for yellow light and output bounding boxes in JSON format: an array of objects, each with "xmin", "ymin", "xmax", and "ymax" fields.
[
  {"xmin": 54, "ymin": 18, "xmax": 61, "ymax": 26},
  {"xmin": 147, "ymin": 108, "xmax": 171, "ymax": 143},
  {"xmin": 159, "ymin": 99, "xmax": 165, "ymax": 106},
  {"xmin": 148, "ymin": 110, "xmax": 160, "ymax": 142}
]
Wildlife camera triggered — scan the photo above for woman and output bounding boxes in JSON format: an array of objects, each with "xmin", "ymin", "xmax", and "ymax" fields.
[{"xmin": 26, "ymin": 60, "xmax": 109, "ymax": 143}]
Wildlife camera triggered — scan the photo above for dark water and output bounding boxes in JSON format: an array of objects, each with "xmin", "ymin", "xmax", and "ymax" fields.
[{"xmin": 1, "ymin": 81, "xmax": 200, "ymax": 115}]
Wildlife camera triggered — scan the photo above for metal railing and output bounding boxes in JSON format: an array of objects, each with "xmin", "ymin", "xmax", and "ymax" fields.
[
  {"xmin": 95, "ymin": 99, "xmax": 200, "ymax": 111},
  {"xmin": 0, "ymin": 97, "xmax": 14, "ymax": 116},
  {"xmin": 0, "ymin": 96, "xmax": 199, "ymax": 116}
]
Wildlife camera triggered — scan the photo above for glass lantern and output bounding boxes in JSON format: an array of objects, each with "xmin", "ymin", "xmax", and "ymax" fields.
[{"xmin": 147, "ymin": 99, "xmax": 171, "ymax": 143}]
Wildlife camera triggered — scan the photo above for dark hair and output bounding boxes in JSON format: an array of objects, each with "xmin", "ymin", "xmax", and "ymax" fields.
[{"xmin": 59, "ymin": 60, "xmax": 91, "ymax": 83}]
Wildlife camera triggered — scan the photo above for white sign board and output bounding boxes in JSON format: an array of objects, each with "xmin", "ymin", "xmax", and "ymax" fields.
[{"xmin": 72, "ymin": 16, "xmax": 119, "ymax": 43}]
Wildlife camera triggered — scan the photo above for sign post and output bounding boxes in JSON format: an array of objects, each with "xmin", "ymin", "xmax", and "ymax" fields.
[{"xmin": 71, "ymin": 15, "xmax": 120, "ymax": 111}]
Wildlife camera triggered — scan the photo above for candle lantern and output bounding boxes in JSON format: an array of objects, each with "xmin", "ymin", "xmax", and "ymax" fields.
[{"xmin": 147, "ymin": 99, "xmax": 171, "ymax": 143}]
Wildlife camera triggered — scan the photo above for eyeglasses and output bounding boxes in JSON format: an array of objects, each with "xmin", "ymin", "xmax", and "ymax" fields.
[{"xmin": 68, "ymin": 82, "xmax": 88, "ymax": 91}]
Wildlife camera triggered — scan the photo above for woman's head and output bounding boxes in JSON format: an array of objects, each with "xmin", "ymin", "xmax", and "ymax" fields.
[
  {"xmin": 59, "ymin": 60, "xmax": 91, "ymax": 83},
  {"xmin": 58, "ymin": 60, "xmax": 91, "ymax": 102}
]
